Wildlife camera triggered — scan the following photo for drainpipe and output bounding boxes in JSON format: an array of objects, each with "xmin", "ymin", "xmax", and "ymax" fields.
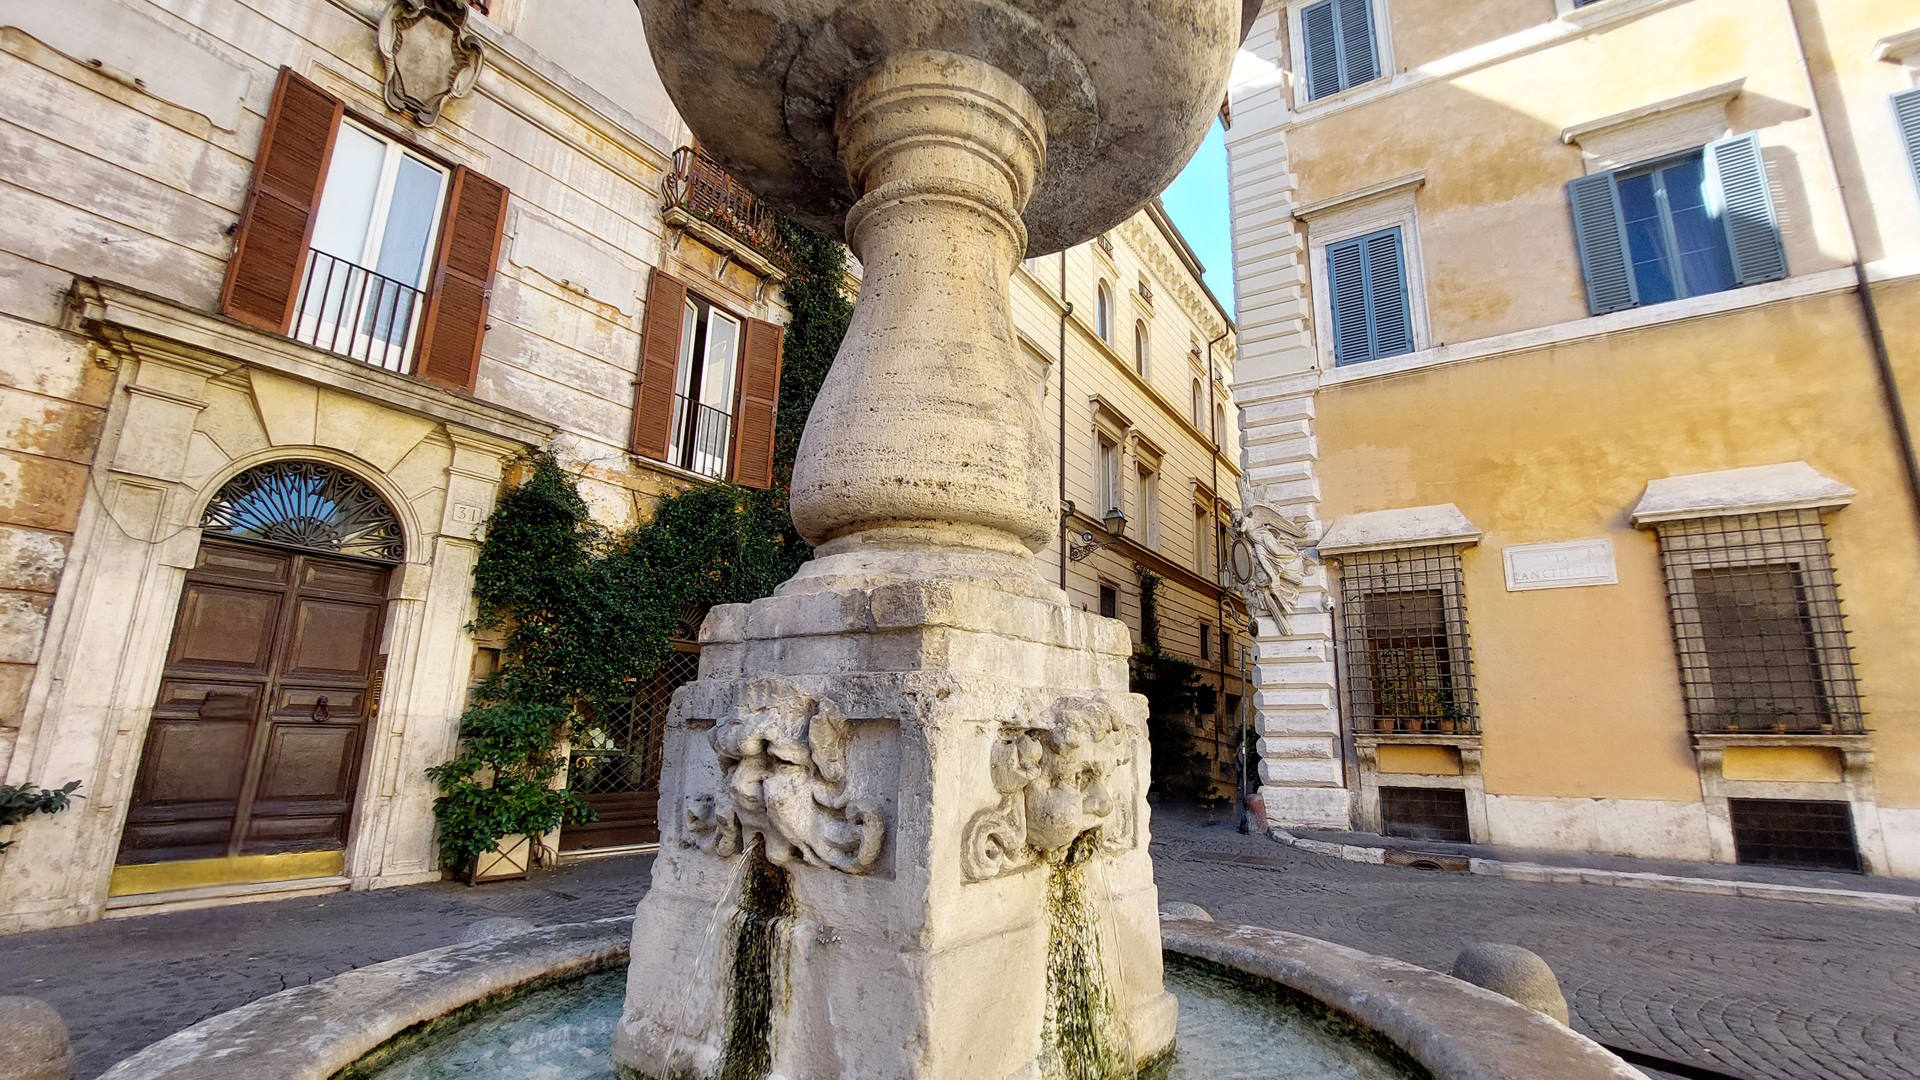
[
  {"xmin": 1784, "ymin": 0, "xmax": 1920, "ymax": 535},
  {"xmin": 1207, "ymin": 326, "xmax": 1230, "ymax": 799},
  {"xmin": 1059, "ymin": 253, "xmax": 1074, "ymax": 590}
]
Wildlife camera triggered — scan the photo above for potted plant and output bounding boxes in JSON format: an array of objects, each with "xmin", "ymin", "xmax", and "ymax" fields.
[{"xmin": 426, "ymin": 700, "xmax": 593, "ymax": 883}]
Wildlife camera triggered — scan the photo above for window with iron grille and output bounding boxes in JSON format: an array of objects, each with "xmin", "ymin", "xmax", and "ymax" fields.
[
  {"xmin": 1651, "ymin": 510, "xmax": 1863, "ymax": 735},
  {"xmin": 1336, "ymin": 545, "xmax": 1479, "ymax": 735}
]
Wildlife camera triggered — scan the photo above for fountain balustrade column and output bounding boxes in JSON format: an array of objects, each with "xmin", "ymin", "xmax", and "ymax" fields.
[{"xmin": 617, "ymin": 5, "xmax": 1246, "ymax": 1078}]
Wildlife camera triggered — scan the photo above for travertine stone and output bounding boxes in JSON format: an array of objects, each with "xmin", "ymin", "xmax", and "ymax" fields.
[
  {"xmin": 1451, "ymin": 943, "xmax": 1573, "ymax": 1026},
  {"xmin": 0, "ymin": 997, "xmax": 72, "ymax": 1080},
  {"xmin": 619, "ymin": 7, "xmax": 1248, "ymax": 1076}
]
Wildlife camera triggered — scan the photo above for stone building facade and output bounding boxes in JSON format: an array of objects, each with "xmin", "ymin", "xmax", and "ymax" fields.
[
  {"xmin": 1016, "ymin": 204, "xmax": 1248, "ymax": 803},
  {"xmin": 0, "ymin": 0, "xmax": 794, "ymax": 930},
  {"xmin": 1228, "ymin": 0, "xmax": 1920, "ymax": 876}
]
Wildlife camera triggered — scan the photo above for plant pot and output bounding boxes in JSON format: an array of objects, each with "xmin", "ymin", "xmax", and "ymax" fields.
[
  {"xmin": 466, "ymin": 834, "xmax": 532, "ymax": 884},
  {"xmin": 1771, "ymin": 723, "xmax": 1788, "ymax": 735}
]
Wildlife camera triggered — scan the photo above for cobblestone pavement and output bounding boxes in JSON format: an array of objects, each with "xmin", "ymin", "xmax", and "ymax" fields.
[{"xmin": 6, "ymin": 810, "xmax": 1918, "ymax": 1080}]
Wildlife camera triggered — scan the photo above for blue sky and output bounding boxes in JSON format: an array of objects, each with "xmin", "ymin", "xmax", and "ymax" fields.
[{"xmin": 1159, "ymin": 120, "xmax": 1235, "ymax": 318}]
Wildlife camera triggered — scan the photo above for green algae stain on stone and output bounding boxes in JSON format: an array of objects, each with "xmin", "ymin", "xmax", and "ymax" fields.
[
  {"xmin": 1042, "ymin": 835, "xmax": 1137, "ymax": 1080},
  {"xmin": 715, "ymin": 843, "xmax": 791, "ymax": 1080}
]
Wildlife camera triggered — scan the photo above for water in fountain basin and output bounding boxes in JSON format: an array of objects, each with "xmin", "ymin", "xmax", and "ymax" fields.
[{"xmin": 352, "ymin": 958, "xmax": 1421, "ymax": 1080}]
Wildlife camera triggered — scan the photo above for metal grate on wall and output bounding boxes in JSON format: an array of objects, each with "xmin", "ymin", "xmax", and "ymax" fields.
[
  {"xmin": 1335, "ymin": 545, "xmax": 1480, "ymax": 736},
  {"xmin": 1652, "ymin": 510, "xmax": 1863, "ymax": 736},
  {"xmin": 568, "ymin": 647, "xmax": 700, "ymax": 798}
]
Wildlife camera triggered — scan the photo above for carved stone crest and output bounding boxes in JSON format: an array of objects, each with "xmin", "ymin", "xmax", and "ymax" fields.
[
  {"xmin": 377, "ymin": 0, "xmax": 485, "ymax": 127},
  {"xmin": 1230, "ymin": 477, "xmax": 1312, "ymax": 633},
  {"xmin": 685, "ymin": 677, "xmax": 886, "ymax": 874},
  {"xmin": 961, "ymin": 696, "xmax": 1136, "ymax": 881}
]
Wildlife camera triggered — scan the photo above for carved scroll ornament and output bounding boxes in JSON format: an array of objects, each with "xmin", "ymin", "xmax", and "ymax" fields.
[
  {"xmin": 685, "ymin": 678, "xmax": 886, "ymax": 874},
  {"xmin": 962, "ymin": 696, "xmax": 1136, "ymax": 881},
  {"xmin": 377, "ymin": 0, "xmax": 485, "ymax": 127},
  {"xmin": 1231, "ymin": 477, "xmax": 1312, "ymax": 633}
]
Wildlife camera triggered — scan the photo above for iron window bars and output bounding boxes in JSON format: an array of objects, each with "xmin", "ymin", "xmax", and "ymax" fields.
[
  {"xmin": 1335, "ymin": 544, "xmax": 1480, "ymax": 736},
  {"xmin": 1652, "ymin": 509, "xmax": 1863, "ymax": 735}
]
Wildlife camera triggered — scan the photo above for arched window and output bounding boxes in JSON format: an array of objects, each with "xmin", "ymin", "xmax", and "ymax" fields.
[
  {"xmin": 1133, "ymin": 321, "xmax": 1150, "ymax": 376},
  {"xmin": 1096, "ymin": 280, "xmax": 1113, "ymax": 343},
  {"xmin": 201, "ymin": 460, "xmax": 404, "ymax": 563},
  {"xmin": 1191, "ymin": 379, "xmax": 1204, "ymax": 427},
  {"xmin": 1214, "ymin": 403, "xmax": 1227, "ymax": 446}
]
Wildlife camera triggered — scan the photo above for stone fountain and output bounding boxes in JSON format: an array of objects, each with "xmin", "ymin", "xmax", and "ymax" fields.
[{"xmin": 613, "ymin": 3, "xmax": 1252, "ymax": 1079}]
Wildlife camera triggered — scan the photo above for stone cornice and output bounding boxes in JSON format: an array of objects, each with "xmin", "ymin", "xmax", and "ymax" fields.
[
  {"xmin": 1117, "ymin": 213, "xmax": 1234, "ymax": 361},
  {"xmin": 67, "ymin": 280, "xmax": 555, "ymax": 448}
]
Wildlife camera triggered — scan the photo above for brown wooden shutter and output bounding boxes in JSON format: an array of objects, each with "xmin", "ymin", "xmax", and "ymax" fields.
[
  {"xmin": 414, "ymin": 166, "xmax": 509, "ymax": 392},
  {"xmin": 219, "ymin": 67, "xmax": 343, "ymax": 333},
  {"xmin": 631, "ymin": 270, "xmax": 688, "ymax": 461},
  {"xmin": 729, "ymin": 318, "xmax": 783, "ymax": 490}
]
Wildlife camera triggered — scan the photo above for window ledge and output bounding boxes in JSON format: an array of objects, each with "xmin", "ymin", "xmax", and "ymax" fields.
[
  {"xmin": 1320, "ymin": 267, "xmax": 1858, "ymax": 390},
  {"xmin": 1692, "ymin": 732, "xmax": 1870, "ymax": 751},
  {"xmin": 1560, "ymin": 79, "xmax": 1745, "ymax": 147},
  {"xmin": 1629, "ymin": 461, "xmax": 1855, "ymax": 526},
  {"xmin": 1353, "ymin": 733, "xmax": 1483, "ymax": 747},
  {"xmin": 1318, "ymin": 503, "xmax": 1480, "ymax": 556},
  {"xmin": 1873, "ymin": 27, "xmax": 1920, "ymax": 64},
  {"xmin": 1291, "ymin": 172, "xmax": 1427, "ymax": 221},
  {"xmin": 1557, "ymin": 0, "xmax": 1677, "ymax": 30}
]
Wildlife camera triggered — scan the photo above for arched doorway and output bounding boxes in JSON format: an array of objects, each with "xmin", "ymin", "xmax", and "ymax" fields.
[{"xmin": 112, "ymin": 461, "xmax": 404, "ymax": 894}]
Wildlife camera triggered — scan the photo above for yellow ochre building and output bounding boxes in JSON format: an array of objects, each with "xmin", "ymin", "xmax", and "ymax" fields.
[{"xmin": 1227, "ymin": 0, "xmax": 1920, "ymax": 876}]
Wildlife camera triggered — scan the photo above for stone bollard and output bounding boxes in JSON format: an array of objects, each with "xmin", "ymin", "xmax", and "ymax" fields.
[
  {"xmin": 0, "ymin": 996, "xmax": 73, "ymax": 1080},
  {"xmin": 1450, "ymin": 943, "xmax": 1571, "ymax": 1026},
  {"xmin": 1159, "ymin": 902, "xmax": 1214, "ymax": 922}
]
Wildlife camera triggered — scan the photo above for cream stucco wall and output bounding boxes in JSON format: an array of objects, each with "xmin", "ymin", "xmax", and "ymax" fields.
[{"xmin": 1229, "ymin": 0, "xmax": 1920, "ymax": 870}]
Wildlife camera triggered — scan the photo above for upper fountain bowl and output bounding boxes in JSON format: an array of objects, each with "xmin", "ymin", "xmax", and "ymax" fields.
[{"xmin": 634, "ymin": 0, "xmax": 1255, "ymax": 255}]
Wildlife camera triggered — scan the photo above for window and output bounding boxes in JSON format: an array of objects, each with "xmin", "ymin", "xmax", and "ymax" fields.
[
  {"xmin": 1336, "ymin": 545, "xmax": 1479, "ymax": 735},
  {"xmin": 1191, "ymin": 379, "xmax": 1205, "ymax": 426},
  {"xmin": 1134, "ymin": 320, "xmax": 1150, "ymax": 376},
  {"xmin": 1096, "ymin": 280, "xmax": 1114, "ymax": 343},
  {"xmin": 1193, "ymin": 507, "xmax": 1211, "ymax": 576},
  {"xmin": 1136, "ymin": 465, "xmax": 1160, "ymax": 547},
  {"xmin": 1327, "ymin": 227, "xmax": 1414, "ymax": 366},
  {"xmin": 1379, "ymin": 787, "xmax": 1470, "ymax": 843},
  {"xmin": 1097, "ymin": 435, "xmax": 1122, "ymax": 516},
  {"xmin": 1897, "ymin": 89, "xmax": 1920, "ymax": 203},
  {"xmin": 631, "ymin": 271, "xmax": 784, "ymax": 490},
  {"xmin": 1221, "ymin": 627, "xmax": 1233, "ymax": 664},
  {"xmin": 667, "ymin": 295, "xmax": 742, "ymax": 478},
  {"xmin": 1200, "ymin": 620, "xmax": 1212, "ymax": 661},
  {"xmin": 1099, "ymin": 584, "xmax": 1119, "ymax": 619},
  {"xmin": 1213, "ymin": 403, "xmax": 1227, "ymax": 447},
  {"xmin": 293, "ymin": 120, "xmax": 449, "ymax": 373},
  {"xmin": 221, "ymin": 69, "xmax": 507, "ymax": 393},
  {"xmin": 1569, "ymin": 134, "xmax": 1787, "ymax": 316},
  {"xmin": 1650, "ymin": 510, "xmax": 1863, "ymax": 735},
  {"xmin": 1300, "ymin": 0, "xmax": 1381, "ymax": 102},
  {"xmin": 1728, "ymin": 799, "xmax": 1861, "ymax": 873}
]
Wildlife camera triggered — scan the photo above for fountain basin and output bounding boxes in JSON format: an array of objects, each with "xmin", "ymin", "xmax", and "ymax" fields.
[{"xmin": 98, "ymin": 918, "xmax": 1643, "ymax": 1080}]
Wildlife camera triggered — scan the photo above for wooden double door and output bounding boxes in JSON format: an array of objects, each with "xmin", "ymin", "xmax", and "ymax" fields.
[{"xmin": 118, "ymin": 538, "xmax": 390, "ymax": 866}]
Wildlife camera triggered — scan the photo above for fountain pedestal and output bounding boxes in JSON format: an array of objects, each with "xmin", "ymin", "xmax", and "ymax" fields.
[{"xmin": 616, "ymin": 7, "xmax": 1244, "ymax": 1078}]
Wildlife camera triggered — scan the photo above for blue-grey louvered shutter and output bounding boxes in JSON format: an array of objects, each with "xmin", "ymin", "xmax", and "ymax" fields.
[
  {"xmin": 1336, "ymin": 0, "xmax": 1379, "ymax": 88},
  {"xmin": 1365, "ymin": 230, "xmax": 1414, "ymax": 357},
  {"xmin": 1328, "ymin": 237, "xmax": 1371, "ymax": 365},
  {"xmin": 1895, "ymin": 89, "xmax": 1920, "ymax": 201},
  {"xmin": 1567, "ymin": 172, "xmax": 1638, "ymax": 315},
  {"xmin": 1704, "ymin": 132, "xmax": 1787, "ymax": 286},
  {"xmin": 1302, "ymin": 1, "xmax": 1341, "ymax": 102}
]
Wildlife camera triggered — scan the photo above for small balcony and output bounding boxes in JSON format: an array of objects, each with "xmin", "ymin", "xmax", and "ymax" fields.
[
  {"xmin": 290, "ymin": 249, "xmax": 427, "ymax": 375},
  {"xmin": 668, "ymin": 393, "xmax": 734, "ymax": 480},
  {"xmin": 661, "ymin": 146, "xmax": 792, "ymax": 275}
]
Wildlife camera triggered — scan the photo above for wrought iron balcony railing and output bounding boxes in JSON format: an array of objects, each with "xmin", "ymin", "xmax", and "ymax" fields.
[
  {"xmin": 661, "ymin": 146, "xmax": 792, "ymax": 270},
  {"xmin": 291, "ymin": 249, "xmax": 427, "ymax": 375},
  {"xmin": 669, "ymin": 393, "xmax": 734, "ymax": 480}
]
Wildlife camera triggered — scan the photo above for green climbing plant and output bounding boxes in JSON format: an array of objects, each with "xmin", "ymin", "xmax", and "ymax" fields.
[
  {"xmin": 0, "ymin": 780, "xmax": 81, "ymax": 854},
  {"xmin": 428, "ymin": 218, "xmax": 853, "ymax": 873},
  {"xmin": 1130, "ymin": 572, "xmax": 1211, "ymax": 797}
]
